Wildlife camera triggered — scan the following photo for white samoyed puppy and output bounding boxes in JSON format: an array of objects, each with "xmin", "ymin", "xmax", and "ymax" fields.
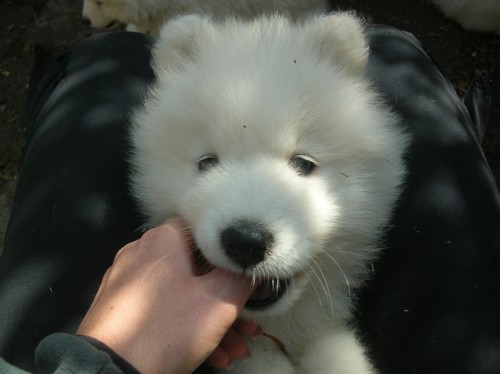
[
  {"xmin": 130, "ymin": 13, "xmax": 408, "ymax": 373},
  {"xmin": 431, "ymin": 0, "xmax": 500, "ymax": 34},
  {"xmin": 81, "ymin": 0, "xmax": 328, "ymax": 35}
]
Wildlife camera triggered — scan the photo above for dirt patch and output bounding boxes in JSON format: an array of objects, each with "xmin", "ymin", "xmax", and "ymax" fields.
[{"xmin": 0, "ymin": 0, "xmax": 499, "ymax": 251}]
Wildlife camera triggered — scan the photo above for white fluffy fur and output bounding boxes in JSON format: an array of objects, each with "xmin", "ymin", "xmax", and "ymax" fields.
[
  {"xmin": 431, "ymin": 0, "xmax": 500, "ymax": 34},
  {"xmin": 130, "ymin": 13, "xmax": 408, "ymax": 373},
  {"xmin": 82, "ymin": 0, "xmax": 328, "ymax": 35}
]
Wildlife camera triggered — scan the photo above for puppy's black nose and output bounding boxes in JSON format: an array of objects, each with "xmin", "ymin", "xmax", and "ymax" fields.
[
  {"xmin": 82, "ymin": 18, "xmax": 91, "ymax": 26},
  {"xmin": 221, "ymin": 222, "xmax": 273, "ymax": 269}
]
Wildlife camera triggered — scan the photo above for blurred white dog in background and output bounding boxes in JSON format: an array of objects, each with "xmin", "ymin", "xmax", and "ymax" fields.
[
  {"xmin": 431, "ymin": 0, "xmax": 500, "ymax": 35},
  {"xmin": 82, "ymin": 0, "xmax": 499, "ymax": 36},
  {"xmin": 81, "ymin": 0, "xmax": 328, "ymax": 35}
]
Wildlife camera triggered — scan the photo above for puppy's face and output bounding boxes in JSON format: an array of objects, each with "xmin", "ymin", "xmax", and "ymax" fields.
[
  {"xmin": 82, "ymin": 0, "xmax": 125, "ymax": 29},
  {"xmin": 185, "ymin": 154, "xmax": 340, "ymax": 315},
  {"xmin": 132, "ymin": 15, "xmax": 406, "ymax": 316}
]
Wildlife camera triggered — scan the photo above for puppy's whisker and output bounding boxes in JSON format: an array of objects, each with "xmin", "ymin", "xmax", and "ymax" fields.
[
  {"xmin": 289, "ymin": 274, "xmax": 295, "ymax": 300},
  {"xmin": 140, "ymin": 252, "xmax": 170, "ymax": 285},
  {"xmin": 311, "ymin": 258, "xmax": 334, "ymax": 312},
  {"xmin": 138, "ymin": 226, "xmax": 208, "ymax": 281},
  {"xmin": 140, "ymin": 237, "xmax": 196, "ymax": 279},
  {"xmin": 251, "ymin": 272, "xmax": 258, "ymax": 287},
  {"xmin": 304, "ymin": 266, "xmax": 324, "ymax": 307},
  {"xmin": 307, "ymin": 260, "xmax": 333, "ymax": 313},
  {"xmin": 331, "ymin": 244, "xmax": 370, "ymax": 259},
  {"xmin": 321, "ymin": 251, "xmax": 351, "ymax": 298}
]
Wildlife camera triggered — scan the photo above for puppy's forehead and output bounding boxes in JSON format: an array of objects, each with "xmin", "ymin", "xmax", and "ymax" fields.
[
  {"xmin": 169, "ymin": 73, "xmax": 354, "ymax": 161},
  {"xmin": 156, "ymin": 24, "xmax": 372, "ymax": 160}
]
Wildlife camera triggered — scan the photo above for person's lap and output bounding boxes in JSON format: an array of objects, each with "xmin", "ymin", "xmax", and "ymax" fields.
[
  {"xmin": 0, "ymin": 27, "xmax": 498, "ymax": 373},
  {"xmin": 0, "ymin": 31, "xmax": 155, "ymax": 369},
  {"xmin": 358, "ymin": 26, "xmax": 500, "ymax": 373}
]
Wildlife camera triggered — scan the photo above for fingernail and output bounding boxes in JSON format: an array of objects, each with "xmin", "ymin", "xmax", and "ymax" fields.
[
  {"xmin": 247, "ymin": 324, "xmax": 263, "ymax": 340},
  {"xmin": 242, "ymin": 348, "xmax": 252, "ymax": 362},
  {"xmin": 250, "ymin": 329, "xmax": 262, "ymax": 340},
  {"xmin": 224, "ymin": 359, "xmax": 234, "ymax": 371},
  {"xmin": 251, "ymin": 325, "xmax": 263, "ymax": 338}
]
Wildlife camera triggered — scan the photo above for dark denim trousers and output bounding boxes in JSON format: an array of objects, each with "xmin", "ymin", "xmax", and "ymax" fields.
[{"xmin": 1, "ymin": 27, "xmax": 499, "ymax": 373}]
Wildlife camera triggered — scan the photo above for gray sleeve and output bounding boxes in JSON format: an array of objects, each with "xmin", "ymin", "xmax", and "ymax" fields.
[
  {"xmin": 0, "ymin": 357, "xmax": 30, "ymax": 374},
  {"xmin": 34, "ymin": 333, "xmax": 126, "ymax": 374}
]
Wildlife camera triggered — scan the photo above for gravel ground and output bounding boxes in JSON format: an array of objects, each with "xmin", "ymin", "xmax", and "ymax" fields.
[{"xmin": 1, "ymin": 0, "xmax": 499, "ymax": 253}]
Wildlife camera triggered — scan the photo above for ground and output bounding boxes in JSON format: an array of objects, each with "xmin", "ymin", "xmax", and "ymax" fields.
[{"xmin": 0, "ymin": 0, "xmax": 499, "ymax": 252}]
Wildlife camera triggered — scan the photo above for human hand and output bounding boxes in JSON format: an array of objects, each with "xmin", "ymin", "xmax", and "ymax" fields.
[
  {"xmin": 205, "ymin": 318, "xmax": 262, "ymax": 370},
  {"xmin": 77, "ymin": 216, "xmax": 257, "ymax": 373}
]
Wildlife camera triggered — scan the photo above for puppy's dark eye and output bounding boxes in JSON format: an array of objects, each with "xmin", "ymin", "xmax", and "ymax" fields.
[
  {"xmin": 289, "ymin": 155, "xmax": 317, "ymax": 176},
  {"xmin": 96, "ymin": 0, "xmax": 102, "ymax": 5},
  {"xmin": 198, "ymin": 155, "xmax": 219, "ymax": 172}
]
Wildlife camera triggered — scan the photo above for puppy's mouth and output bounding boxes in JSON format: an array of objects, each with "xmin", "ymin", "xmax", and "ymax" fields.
[
  {"xmin": 245, "ymin": 278, "xmax": 288, "ymax": 309},
  {"xmin": 193, "ymin": 247, "xmax": 289, "ymax": 310}
]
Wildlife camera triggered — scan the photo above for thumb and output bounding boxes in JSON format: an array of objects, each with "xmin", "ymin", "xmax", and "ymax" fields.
[{"xmin": 203, "ymin": 268, "xmax": 256, "ymax": 312}]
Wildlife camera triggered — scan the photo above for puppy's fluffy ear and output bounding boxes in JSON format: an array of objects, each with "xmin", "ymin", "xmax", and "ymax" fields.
[
  {"xmin": 306, "ymin": 13, "xmax": 368, "ymax": 76},
  {"xmin": 153, "ymin": 15, "xmax": 211, "ymax": 73}
]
